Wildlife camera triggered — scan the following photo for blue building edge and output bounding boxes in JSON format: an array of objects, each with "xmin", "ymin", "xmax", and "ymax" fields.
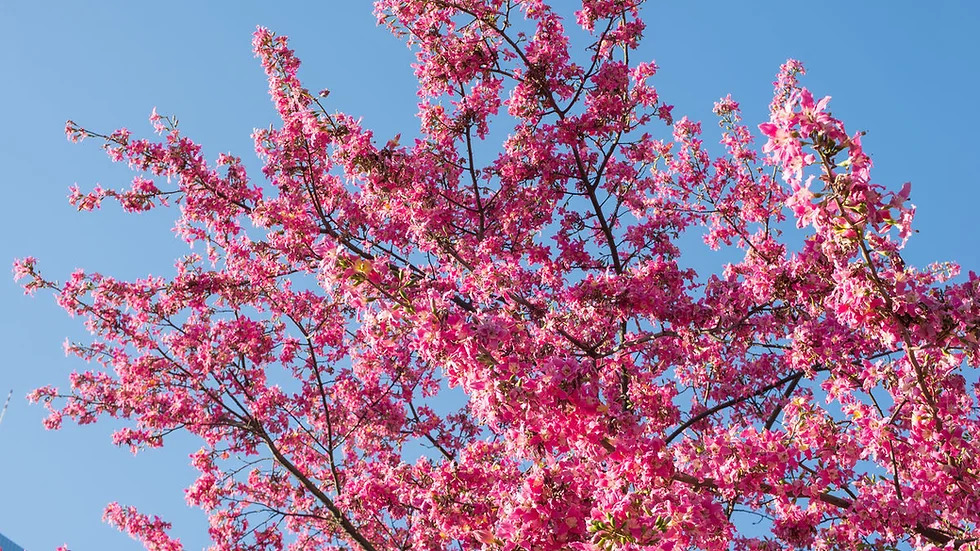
[{"xmin": 0, "ymin": 532, "xmax": 24, "ymax": 551}]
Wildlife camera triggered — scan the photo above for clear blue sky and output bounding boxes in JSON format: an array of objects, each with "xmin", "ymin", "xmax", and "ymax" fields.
[{"xmin": 1, "ymin": 2, "xmax": 978, "ymax": 549}]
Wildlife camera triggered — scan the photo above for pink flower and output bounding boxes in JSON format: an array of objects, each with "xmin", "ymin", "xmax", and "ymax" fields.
[{"xmin": 149, "ymin": 107, "xmax": 166, "ymax": 134}]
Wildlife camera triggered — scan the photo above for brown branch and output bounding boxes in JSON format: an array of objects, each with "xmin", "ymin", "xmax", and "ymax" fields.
[
  {"xmin": 666, "ymin": 370, "xmax": 807, "ymax": 444},
  {"xmin": 256, "ymin": 424, "xmax": 378, "ymax": 551},
  {"xmin": 408, "ymin": 400, "xmax": 457, "ymax": 462},
  {"xmin": 763, "ymin": 372, "xmax": 803, "ymax": 430}
]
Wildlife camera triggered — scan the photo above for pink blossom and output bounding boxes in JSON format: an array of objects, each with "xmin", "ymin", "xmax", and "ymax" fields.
[{"xmin": 15, "ymin": 4, "xmax": 980, "ymax": 550}]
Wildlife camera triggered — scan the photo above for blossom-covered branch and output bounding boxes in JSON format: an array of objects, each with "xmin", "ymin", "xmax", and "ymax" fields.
[{"xmin": 15, "ymin": 1, "xmax": 980, "ymax": 549}]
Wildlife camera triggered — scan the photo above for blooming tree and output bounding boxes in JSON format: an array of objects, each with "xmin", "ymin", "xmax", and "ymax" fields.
[{"xmin": 14, "ymin": 1, "xmax": 980, "ymax": 549}]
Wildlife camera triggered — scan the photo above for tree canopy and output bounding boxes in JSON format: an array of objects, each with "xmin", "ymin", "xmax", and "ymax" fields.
[{"xmin": 15, "ymin": 1, "xmax": 980, "ymax": 549}]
